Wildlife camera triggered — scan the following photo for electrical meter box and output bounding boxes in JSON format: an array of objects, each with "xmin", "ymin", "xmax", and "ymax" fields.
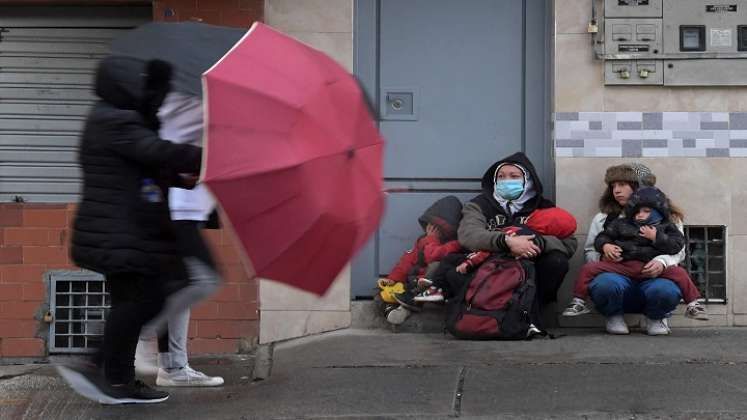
[
  {"xmin": 604, "ymin": 0, "xmax": 662, "ymax": 18},
  {"xmin": 604, "ymin": 18, "xmax": 663, "ymax": 58},
  {"xmin": 601, "ymin": 0, "xmax": 747, "ymax": 85},
  {"xmin": 663, "ymin": 0, "xmax": 747, "ymax": 54}
]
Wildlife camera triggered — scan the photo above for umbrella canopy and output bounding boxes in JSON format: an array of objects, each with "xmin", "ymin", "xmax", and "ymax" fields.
[
  {"xmin": 202, "ymin": 22, "xmax": 385, "ymax": 296},
  {"xmin": 110, "ymin": 21, "xmax": 246, "ymax": 97}
]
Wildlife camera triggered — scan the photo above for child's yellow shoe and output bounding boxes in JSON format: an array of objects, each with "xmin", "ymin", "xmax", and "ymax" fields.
[{"xmin": 379, "ymin": 282, "xmax": 405, "ymax": 304}]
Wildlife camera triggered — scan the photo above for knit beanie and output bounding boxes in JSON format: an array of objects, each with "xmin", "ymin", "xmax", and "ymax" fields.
[{"xmin": 604, "ymin": 163, "xmax": 656, "ymax": 187}]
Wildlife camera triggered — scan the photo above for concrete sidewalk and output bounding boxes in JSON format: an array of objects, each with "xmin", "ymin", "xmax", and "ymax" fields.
[{"xmin": 3, "ymin": 328, "xmax": 747, "ymax": 419}]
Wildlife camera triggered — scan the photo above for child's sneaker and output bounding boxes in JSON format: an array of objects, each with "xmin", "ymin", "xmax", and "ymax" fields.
[
  {"xmin": 413, "ymin": 286, "xmax": 444, "ymax": 303},
  {"xmin": 393, "ymin": 290, "xmax": 423, "ymax": 312},
  {"xmin": 561, "ymin": 297, "xmax": 591, "ymax": 317},
  {"xmin": 416, "ymin": 278, "xmax": 433, "ymax": 290},
  {"xmin": 386, "ymin": 306, "xmax": 411, "ymax": 325},
  {"xmin": 685, "ymin": 301, "xmax": 709, "ymax": 320}
]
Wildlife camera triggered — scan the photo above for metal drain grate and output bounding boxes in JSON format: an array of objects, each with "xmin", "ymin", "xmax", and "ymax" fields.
[{"xmin": 48, "ymin": 271, "xmax": 109, "ymax": 354}]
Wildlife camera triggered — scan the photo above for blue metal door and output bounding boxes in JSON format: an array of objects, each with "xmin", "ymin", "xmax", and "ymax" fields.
[{"xmin": 352, "ymin": 0, "xmax": 551, "ymax": 298}]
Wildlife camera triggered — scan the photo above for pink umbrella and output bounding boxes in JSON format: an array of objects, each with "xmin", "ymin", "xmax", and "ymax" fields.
[{"xmin": 202, "ymin": 22, "xmax": 385, "ymax": 296}]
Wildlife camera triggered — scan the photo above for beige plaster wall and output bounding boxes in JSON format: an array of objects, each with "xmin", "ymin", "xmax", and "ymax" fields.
[
  {"xmin": 554, "ymin": 0, "xmax": 747, "ymax": 326},
  {"xmin": 554, "ymin": 0, "xmax": 747, "ymax": 112},
  {"xmin": 260, "ymin": 0, "xmax": 354, "ymax": 343}
]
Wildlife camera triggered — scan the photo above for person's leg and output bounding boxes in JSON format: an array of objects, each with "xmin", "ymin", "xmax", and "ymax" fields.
[
  {"xmin": 573, "ymin": 260, "xmax": 645, "ymax": 299},
  {"xmin": 429, "ymin": 253, "xmax": 468, "ymax": 298},
  {"xmin": 103, "ymin": 274, "xmax": 165, "ymax": 385},
  {"xmin": 639, "ymin": 278, "xmax": 682, "ymax": 320},
  {"xmin": 588, "ymin": 272, "xmax": 639, "ymax": 316},
  {"xmin": 638, "ymin": 278, "xmax": 681, "ymax": 335},
  {"xmin": 661, "ymin": 266, "xmax": 701, "ymax": 303},
  {"xmin": 145, "ymin": 221, "xmax": 221, "ymax": 337},
  {"xmin": 587, "ymin": 272, "xmax": 646, "ymax": 335},
  {"xmin": 154, "ymin": 221, "xmax": 224, "ymax": 386},
  {"xmin": 158, "ymin": 309, "xmax": 189, "ymax": 370},
  {"xmin": 533, "ymin": 251, "xmax": 570, "ymax": 305}
]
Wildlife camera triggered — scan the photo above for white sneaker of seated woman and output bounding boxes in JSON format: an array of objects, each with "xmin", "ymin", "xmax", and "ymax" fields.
[
  {"xmin": 645, "ymin": 317, "xmax": 670, "ymax": 336},
  {"xmin": 605, "ymin": 315, "xmax": 629, "ymax": 335}
]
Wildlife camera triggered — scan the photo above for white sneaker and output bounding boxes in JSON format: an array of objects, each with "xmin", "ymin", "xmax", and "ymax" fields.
[
  {"xmin": 640, "ymin": 316, "xmax": 670, "ymax": 330},
  {"xmin": 562, "ymin": 297, "xmax": 591, "ymax": 317},
  {"xmin": 605, "ymin": 315, "xmax": 629, "ymax": 335},
  {"xmin": 386, "ymin": 306, "xmax": 411, "ymax": 325},
  {"xmin": 646, "ymin": 317, "xmax": 671, "ymax": 336},
  {"xmin": 155, "ymin": 365, "xmax": 224, "ymax": 387}
]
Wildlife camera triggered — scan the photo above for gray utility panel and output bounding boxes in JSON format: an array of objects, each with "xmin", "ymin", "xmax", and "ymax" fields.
[
  {"xmin": 352, "ymin": 0, "xmax": 551, "ymax": 298},
  {"xmin": 600, "ymin": 0, "xmax": 747, "ymax": 85}
]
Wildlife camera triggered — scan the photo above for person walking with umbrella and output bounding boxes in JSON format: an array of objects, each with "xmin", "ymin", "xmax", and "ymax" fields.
[
  {"xmin": 134, "ymin": 91, "xmax": 224, "ymax": 387},
  {"xmin": 58, "ymin": 56, "xmax": 202, "ymax": 404}
]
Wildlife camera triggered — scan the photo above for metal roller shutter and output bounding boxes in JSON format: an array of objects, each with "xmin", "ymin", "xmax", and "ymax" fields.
[{"xmin": 0, "ymin": 6, "xmax": 151, "ymax": 203}]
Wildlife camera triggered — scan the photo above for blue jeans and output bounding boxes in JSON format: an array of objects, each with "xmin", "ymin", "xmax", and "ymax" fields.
[{"xmin": 588, "ymin": 273, "xmax": 682, "ymax": 320}]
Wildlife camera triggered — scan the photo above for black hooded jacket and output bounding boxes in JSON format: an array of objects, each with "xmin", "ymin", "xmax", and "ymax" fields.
[
  {"xmin": 594, "ymin": 187, "xmax": 685, "ymax": 262},
  {"xmin": 457, "ymin": 152, "xmax": 577, "ymax": 257},
  {"xmin": 71, "ymin": 56, "xmax": 202, "ymax": 276}
]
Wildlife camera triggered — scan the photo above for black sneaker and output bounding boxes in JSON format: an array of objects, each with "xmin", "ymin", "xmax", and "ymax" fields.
[
  {"xmin": 393, "ymin": 290, "xmax": 423, "ymax": 312},
  {"xmin": 107, "ymin": 380, "xmax": 169, "ymax": 404},
  {"xmin": 57, "ymin": 365, "xmax": 169, "ymax": 405}
]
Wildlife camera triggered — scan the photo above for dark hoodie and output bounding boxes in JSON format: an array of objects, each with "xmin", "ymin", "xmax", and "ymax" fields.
[
  {"xmin": 458, "ymin": 152, "xmax": 577, "ymax": 257},
  {"xmin": 71, "ymin": 56, "xmax": 202, "ymax": 277},
  {"xmin": 594, "ymin": 187, "xmax": 685, "ymax": 262},
  {"xmin": 387, "ymin": 196, "xmax": 464, "ymax": 283}
]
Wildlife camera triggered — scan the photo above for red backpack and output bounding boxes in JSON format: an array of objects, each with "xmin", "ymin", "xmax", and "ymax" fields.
[{"xmin": 446, "ymin": 257, "xmax": 542, "ymax": 340}]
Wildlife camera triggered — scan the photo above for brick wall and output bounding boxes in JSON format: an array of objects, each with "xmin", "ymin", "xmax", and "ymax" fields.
[
  {"xmin": 0, "ymin": 1, "xmax": 263, "ymax": 359},
  {"xmin": 0, "ymin": 203, "xmax": 259, "ymax": 358},
  {"xmin": 153, "ymin": 0, "xmax": 262, "ymax": 27}
]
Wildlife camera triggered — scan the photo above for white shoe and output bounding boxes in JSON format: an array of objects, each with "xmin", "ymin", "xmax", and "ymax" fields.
[
  {"xmin": 562, "ymin": 297, "xmax": 591, "ymax": 317},
  {"xmin": 134, "ymin": 339, "xmax": 159, "ymax": 377},
  {"xmin": 155, "ymin": 365, "xmax": 224, "ymax": 387},
  {"xmin": 386, "ymin": 306, "xmax": 411, "ymax": 325},
  {"xmin": 646, "ymin": 317, "xmax": 671, "ymax": 336},
  {"xmin": 605, "ymin": 315, "xmax": 629, "ymax": 335},
  {"xmin": 640, "ymin": 316, "xmax": 670, "ymax": 330}
]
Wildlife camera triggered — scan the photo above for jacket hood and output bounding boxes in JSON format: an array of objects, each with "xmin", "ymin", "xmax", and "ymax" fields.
[
  {"xmin": 418, "ymin": 195, "xmax": 463, "ymax": 241},
  {"xmin": 626, "ymin": 187, "xmax": 671, "ymax": 221},
  {"xmin": 95, "ymin": 56, "xmax": 173, "ymax": 128},
  {"xmin": 480, "ymin": 152, "xmax": 549, "ymax": 213}
]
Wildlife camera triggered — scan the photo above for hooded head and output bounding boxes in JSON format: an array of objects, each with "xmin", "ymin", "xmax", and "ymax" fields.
[
  {"xmin": 480, "ymin": 152, "xmax": 549, "ymax": 214},
  {"xmin": 625, "ymin": 187, "xmax": 671, "ymax": 224},
  {"xmin": 418, "ymin": 195, "xmax": 463, "ymax": 241},
  {"xmin": 95, "ymin": 56, "xmax": 173, "ymax": 130}
]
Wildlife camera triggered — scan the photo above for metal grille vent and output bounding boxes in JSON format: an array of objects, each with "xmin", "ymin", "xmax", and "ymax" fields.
[
  {"xmin": 49, "ymin": 271, "xmax": 109, "ymax": 354},
  {"xmin": 684, "ymin": 226, "xmax": 726, "ymax": 303}
]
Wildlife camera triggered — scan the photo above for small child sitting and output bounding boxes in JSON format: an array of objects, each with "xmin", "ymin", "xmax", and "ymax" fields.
[
  {"xmin": 376, "ymin": 196, "xmax": 464, "ymax": 324},
  {"xmin": 414, "ymin": 207, "xmax": 577, "ymax": 302},
  {"xmin": 562, "ymin": 187, "xmax": 708, "ymax": 320}
]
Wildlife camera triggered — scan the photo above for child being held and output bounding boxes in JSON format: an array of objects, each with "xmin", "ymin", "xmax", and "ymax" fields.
[
  {"xmin": 562, "ymin": 186, "xmax": 708, "ymax": 320},
  {"xmin": 413, "ymin": 206, "xmax": 577, "ymax": 302}
]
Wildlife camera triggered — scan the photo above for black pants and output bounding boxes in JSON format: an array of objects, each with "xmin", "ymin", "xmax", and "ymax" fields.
[
  {"xmin": 103, "ymin": 273, "xmax": 166, "ymax": 384},
  {"xmin": 157, "ymin": 220, "xmax": 217, "ymax": 354},
  {"xmin": 432, "ymin": 251, "xmax": 570, "ymax": 307}
]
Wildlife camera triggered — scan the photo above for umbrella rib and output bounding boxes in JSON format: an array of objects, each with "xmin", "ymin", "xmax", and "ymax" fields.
[{"xmin": 207, "ymin": 141, "xmax": 382, "ymax": 182}]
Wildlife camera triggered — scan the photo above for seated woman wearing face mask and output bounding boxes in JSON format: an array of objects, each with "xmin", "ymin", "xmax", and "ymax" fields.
[{"xmin": 455, "ymin": 152, "xmax": 578, "ymax": 307}]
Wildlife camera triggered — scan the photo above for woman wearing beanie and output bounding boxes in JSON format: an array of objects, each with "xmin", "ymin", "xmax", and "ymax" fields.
[{"xmin": 569, "ymin": 163, "xmax": 690, "ymax": 336}]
